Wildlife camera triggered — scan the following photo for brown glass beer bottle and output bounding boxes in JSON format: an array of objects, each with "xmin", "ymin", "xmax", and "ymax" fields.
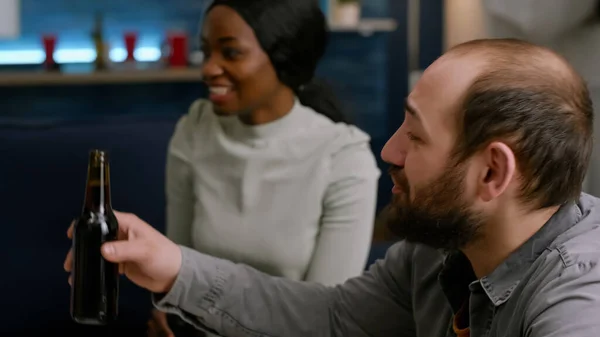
[{"xmin": 70, "ymin": 149, "xmax": 119, "ymax": 325}]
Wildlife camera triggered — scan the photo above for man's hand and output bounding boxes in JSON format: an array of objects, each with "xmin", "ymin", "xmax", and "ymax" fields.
[
  {"xmin": 148, "ymin": 309, "xmax": 175, "ymax": 337},
  {"xmin": 63, "ymin": 211, "xmax": 182, "ymax": 294}
]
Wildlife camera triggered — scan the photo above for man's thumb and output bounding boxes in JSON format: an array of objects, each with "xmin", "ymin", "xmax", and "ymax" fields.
[{"xmin": 101, "ymin": 240, "xmax": 147, "ymax": 263}]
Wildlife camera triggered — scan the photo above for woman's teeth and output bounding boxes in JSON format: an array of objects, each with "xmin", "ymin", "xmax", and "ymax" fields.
[{"xmin": 209, "ymin": 87, "xmax": 230, "ymax": 95}]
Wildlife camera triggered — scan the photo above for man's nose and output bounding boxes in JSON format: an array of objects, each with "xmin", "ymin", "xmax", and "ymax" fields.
[{"xmin": 380, "ymin": 129, "xmax": 407, "ymax": 167}]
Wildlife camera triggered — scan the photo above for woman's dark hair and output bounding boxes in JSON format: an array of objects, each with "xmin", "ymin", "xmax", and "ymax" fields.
[{"xmin": 206, "ymin": 0, "xmax": 351, "ymax": 123}]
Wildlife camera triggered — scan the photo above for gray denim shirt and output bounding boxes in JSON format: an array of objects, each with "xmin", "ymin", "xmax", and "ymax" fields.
[{"xmin": 154, "ymin": 193, "xmax": 600, "ymax": 336}]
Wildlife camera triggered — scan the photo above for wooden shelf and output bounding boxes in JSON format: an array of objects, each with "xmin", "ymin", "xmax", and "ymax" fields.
[
  {"xmin": 0, "ymin": 68, "xmax": 203, "ymax": 87},
  {"xmin": 329, "ymin": 18, "xmax": 397, "ymax": 35}
]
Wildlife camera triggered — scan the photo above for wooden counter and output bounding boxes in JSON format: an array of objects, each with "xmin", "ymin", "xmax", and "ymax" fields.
[{"xmin": 0, "ymin": 68, "xmax": 203, "ymax": 87}]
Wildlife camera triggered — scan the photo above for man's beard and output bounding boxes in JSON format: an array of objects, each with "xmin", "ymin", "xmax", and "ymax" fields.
[{"xmin": 379, "ymin": 162, "xmax": 484, "ymax": 250}]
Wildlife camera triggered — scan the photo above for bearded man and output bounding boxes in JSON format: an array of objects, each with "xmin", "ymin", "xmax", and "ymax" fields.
[{"xmin": 64, "ymin": 38, "xmax": 600, "ymax": 337}]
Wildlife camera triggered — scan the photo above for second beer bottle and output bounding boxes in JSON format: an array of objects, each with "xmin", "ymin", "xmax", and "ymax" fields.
[{"xmin": 70, "ymin": 149, "xmax": 120, "ymax": 325}]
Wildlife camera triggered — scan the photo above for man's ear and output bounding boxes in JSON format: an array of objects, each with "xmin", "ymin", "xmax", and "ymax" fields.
[{"xmin": 477, "ymin": 141, "xmax": 516, "ymax": 202}]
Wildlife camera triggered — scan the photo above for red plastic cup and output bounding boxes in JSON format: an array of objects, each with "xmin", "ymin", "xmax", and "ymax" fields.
[
  {"xmin": 124, "ymin": 31, "xmax": 137, "ymax": 62},
  {"xmin": 42, "ymin": 34, "xmax": 57, "ymax": 70},
  {"xmin": 168, "ymin": 32, "xmax": 188, "ymax": 67}
]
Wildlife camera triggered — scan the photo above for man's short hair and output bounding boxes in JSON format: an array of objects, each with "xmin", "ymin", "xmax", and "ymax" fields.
[{"xmin": 451, "ymin": 39, "xmax": 593, "ymax": 208}]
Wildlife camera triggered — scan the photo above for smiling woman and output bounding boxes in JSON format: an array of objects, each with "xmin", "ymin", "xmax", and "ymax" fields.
[
  {"xmin": 199, "ymin": 0, "xmax": 349, "ymax": 125},
  {"xmin": 147, "ymin": 1, "xmax": 382, "ymax": 336}
]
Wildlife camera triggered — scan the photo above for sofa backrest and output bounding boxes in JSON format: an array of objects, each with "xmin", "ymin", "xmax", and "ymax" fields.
[{"xmin": 0, "ymin": 114, "xmax": 180, "ymax": 335}]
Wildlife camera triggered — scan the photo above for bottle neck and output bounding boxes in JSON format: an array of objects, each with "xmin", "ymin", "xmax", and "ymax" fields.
[{"xmin": 83, "ymin": 151, "xmax": 112, "ymax": 213}]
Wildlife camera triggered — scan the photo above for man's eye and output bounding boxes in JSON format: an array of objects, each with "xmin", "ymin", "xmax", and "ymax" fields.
[{"xmin": 407, "ymin": 132, "xmax": 420, "ymax": 142}]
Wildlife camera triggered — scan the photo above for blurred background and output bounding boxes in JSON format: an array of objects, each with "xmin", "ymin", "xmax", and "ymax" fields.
[{"xmin": 2, "ymin": 0, "xmax": 599, "ymax": 336}]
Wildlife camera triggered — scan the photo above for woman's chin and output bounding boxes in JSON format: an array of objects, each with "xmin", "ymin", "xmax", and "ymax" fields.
[{"xmin": 211, "ymin": 103, "xmax": 240, "ymax": 116}]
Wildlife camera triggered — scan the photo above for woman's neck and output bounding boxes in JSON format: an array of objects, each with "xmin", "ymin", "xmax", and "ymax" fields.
[{"xmin": 239, "ymin": 87, "xmax": 296, "ymax": 125}]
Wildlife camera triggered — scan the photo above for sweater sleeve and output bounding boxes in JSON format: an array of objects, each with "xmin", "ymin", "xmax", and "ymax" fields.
[
  {"xmin": 165, "ymin": 99, "xmax": 207, "ymax": 247},
  {"xmin": 303, "ymin": 127, "xmax": 381, "ymax": 285},
  {"xmin": 483, "ymin": 0, "xmax": 597, "ymax": 43}
]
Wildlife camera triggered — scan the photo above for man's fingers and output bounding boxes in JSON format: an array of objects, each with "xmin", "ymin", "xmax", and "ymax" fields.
[
  {"xmin": 154, "ymin": 310, "xmax": 170, "ymax": 327},
  {"xmin": 147, "ymin": 319, "xmax": 157, "ymax": 337},
  {"xmin": 114, "ymin": 211, "xmax": 140, "ymax": 230},
  {"xmin": 67, "ymin": 221, "xmax": 74, "ymax": 239},
  {"xmin": 101, "ymin": 240, "xmax": 149, "ymax": 263},
  {"xmin": 114, "ymin": 210, "xmax": 153, "ymax": 240},
  {"xmin": 64, "ymin": 249, "xmax": 73, "ymax": 272},
  {"xmin": 152, "ymin": 310, "xmax": 174, "ymax": 337}
]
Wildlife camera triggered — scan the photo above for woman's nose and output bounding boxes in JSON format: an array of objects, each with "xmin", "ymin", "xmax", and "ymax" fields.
[{"xmin": 201, "ymin": 56, "xmax": 224, "ymax": 80}]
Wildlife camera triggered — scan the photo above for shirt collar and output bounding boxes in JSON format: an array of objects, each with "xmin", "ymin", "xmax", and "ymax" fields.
[
  {"xmin": 439, "ymin": 200, "xmax": 582, "ymax": 308},
  {"xmin": 218, "ymin": 98, "xmax": 305, "ymax": 140}
]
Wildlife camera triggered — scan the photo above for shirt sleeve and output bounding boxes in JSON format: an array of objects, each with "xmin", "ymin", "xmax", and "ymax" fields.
[
  {"xmin": 525, "ymin": 254, "xmax": 600, "ymax": 336},
  {"xmin": 304, "ymin": 129, "xmax": 381, "ymax": 285},
  {"xmin": 152, "ymin": 242, "xmax": 416, "ymax": 337},
  {"xmin": 165, "ymin": 99, "xmax": 207, "ymax": 247}
]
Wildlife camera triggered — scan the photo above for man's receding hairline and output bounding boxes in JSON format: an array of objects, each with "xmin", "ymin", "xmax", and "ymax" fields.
[
  {"xmin": 448, "ymin": 38, "xmax": 580, "ymax": 92},
  {"xmin": 448, "ymin": 38, "xmax": 589, "ymax": 156}
]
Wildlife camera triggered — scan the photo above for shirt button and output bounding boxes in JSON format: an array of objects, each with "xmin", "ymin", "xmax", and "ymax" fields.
[{"xmin": 208, "ymin": 307, "xmax": 217, "ymax": 315}]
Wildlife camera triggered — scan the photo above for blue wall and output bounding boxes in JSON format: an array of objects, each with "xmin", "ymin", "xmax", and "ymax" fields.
[
  {"xmin": 0, "ymin": 0, "xmax": 391, "ymax": 51},
  {"xmin": 419, "ymin": 0, "xmax": 444, "ymax": 68},
  {"xmin": 0, "ymin": 0, "xmax": 207, "ymax": 51}
]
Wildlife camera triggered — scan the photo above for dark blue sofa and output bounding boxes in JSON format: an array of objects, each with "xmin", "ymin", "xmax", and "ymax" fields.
[
  {"xmin": 0, "ymin": 114, "xmax": 180, "ymax": 336},
  {"xmin": 0, "ymin": 113, "xmax": 393, "ymax": 337}
]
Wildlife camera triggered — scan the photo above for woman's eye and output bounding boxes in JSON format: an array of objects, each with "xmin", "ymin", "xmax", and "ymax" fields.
[
  {"xmin": 200, "ymin": 47, "xmax": 211, "ymax": 58},
  {"xmin": 222, "ymin": 48, "xmax": 241, "ymax": 59}
]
